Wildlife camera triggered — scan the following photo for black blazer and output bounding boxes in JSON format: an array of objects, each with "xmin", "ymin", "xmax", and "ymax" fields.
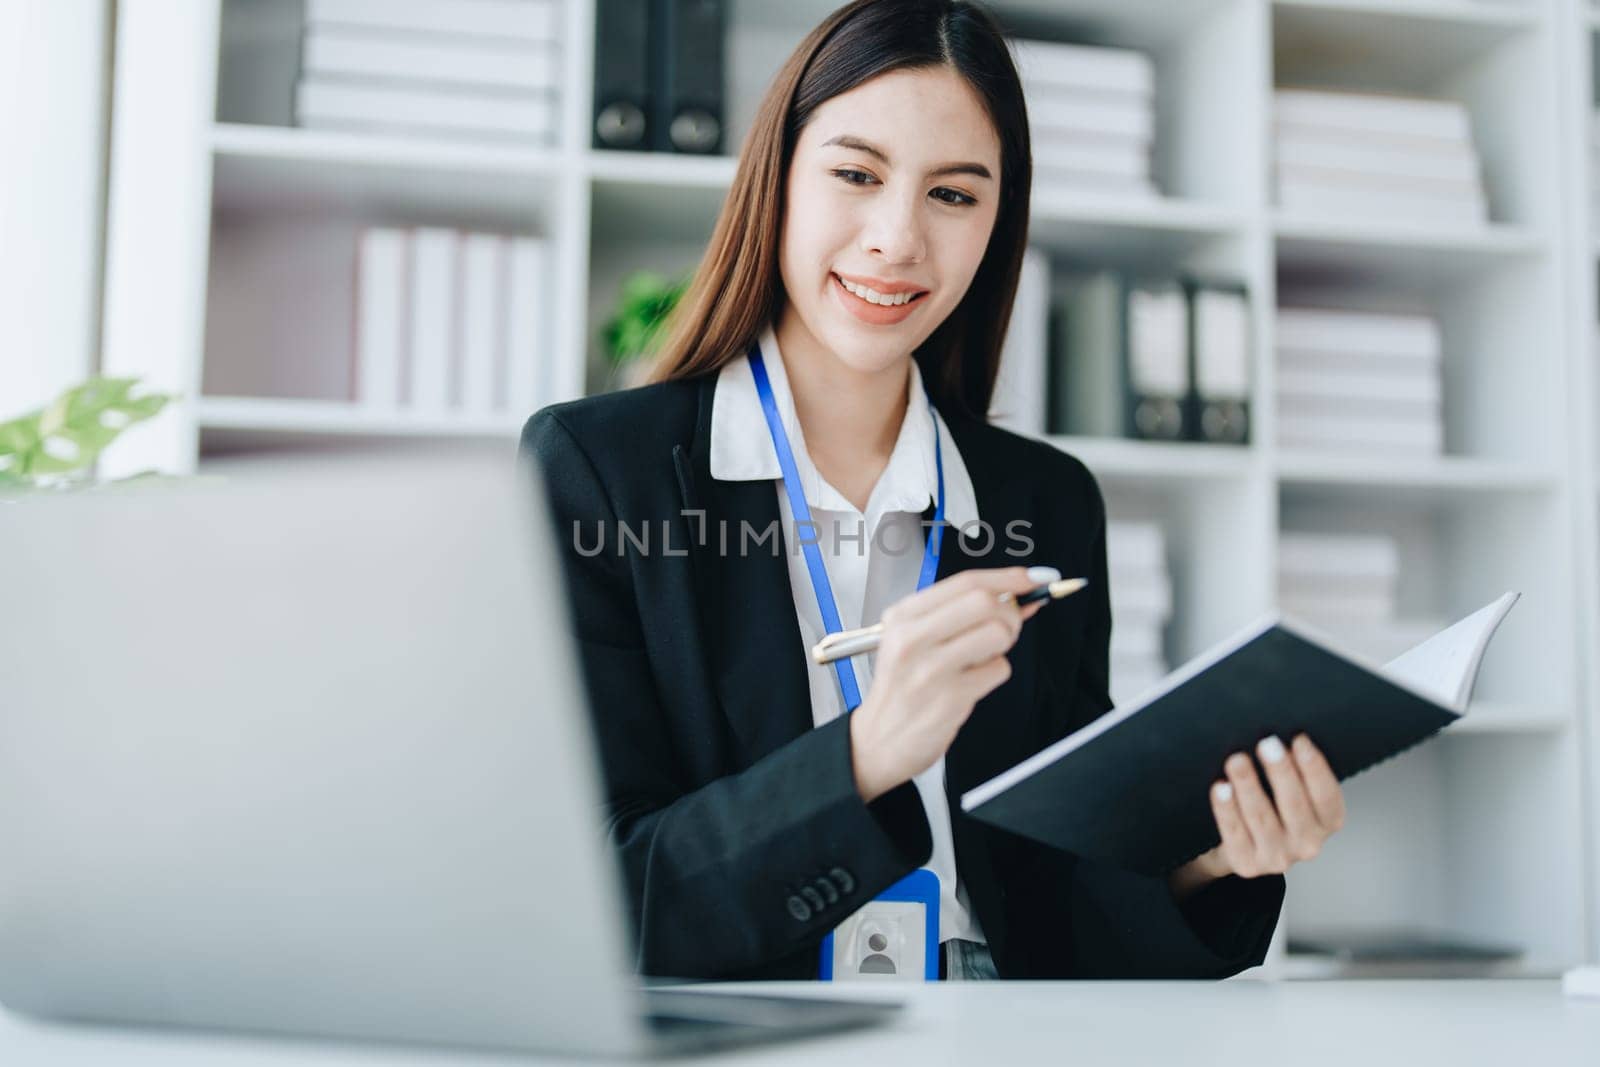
[{"xmin": 522, "ymin": 371, "xmax": 1284, "ymax": 981}]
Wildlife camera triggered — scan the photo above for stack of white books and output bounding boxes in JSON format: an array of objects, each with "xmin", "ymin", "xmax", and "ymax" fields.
[
  {"xmin": 355, "ymin": 226, "xmax": 553, "ymax": 418},
  {"xmin": 1277, "ymin": 531, "xmax": 1445, "ymax": 664},
  {"xmin": 1274, "ymin": 88, "xmax": 1487, "ymax": 226},
  {"xmin": 1107, "ymin": 520, "xmax": 1172, "ymax": 707},
  {"xmin": 1278, "ymin": 531, "xmax": 1399, "ymax": 626},
  {"xmin": 1275, "ymin": 306, "xmax": 1443, "ymax": 456},
  {"xmin": 296, "ymin": 0, "xmax": 564, "ymax": 144},
  {"xmin": 1011, "ymin": 38, "xmax": 1158, "ymax": 200}
]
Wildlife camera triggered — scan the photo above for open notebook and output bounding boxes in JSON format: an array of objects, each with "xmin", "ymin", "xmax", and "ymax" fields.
[{"xmin": 959, "ymin": 592, "xmax": 1520, "ymax": 875}]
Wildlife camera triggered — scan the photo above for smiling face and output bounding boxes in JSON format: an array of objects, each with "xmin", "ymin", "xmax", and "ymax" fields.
[{"xmin": 776, "ymin": 65, "xmax": 1003, "ymax": 379}]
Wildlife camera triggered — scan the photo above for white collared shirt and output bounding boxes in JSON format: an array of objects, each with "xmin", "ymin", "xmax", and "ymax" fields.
[{"xmin": 709, "ymin": 323, "xmax": 984, "ymax": 945}]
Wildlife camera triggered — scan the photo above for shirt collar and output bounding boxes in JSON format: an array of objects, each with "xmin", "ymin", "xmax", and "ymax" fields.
[{"xmin": 709, "ymin": 323, "xmax": 947, "ymax": 522}]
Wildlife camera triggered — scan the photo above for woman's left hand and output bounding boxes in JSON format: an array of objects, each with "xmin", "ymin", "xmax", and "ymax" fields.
[{"xmin": 1170, "ymin": 733, "xmax": 1346, "ymax": 899}]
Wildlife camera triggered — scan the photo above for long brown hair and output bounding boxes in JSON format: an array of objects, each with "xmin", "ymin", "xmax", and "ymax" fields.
[{"xmin": 641, "ymin": 0, "xmax": 1031, "ymax": 423}]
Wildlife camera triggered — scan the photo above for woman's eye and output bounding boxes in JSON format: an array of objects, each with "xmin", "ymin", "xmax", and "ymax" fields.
[
  {"xmin": 932, "ymin": 187, "xmax": 977, "ymax": 207},
  {"xmin": 831, "ymin": 167, "xmax": 875, "ymax": 186}
]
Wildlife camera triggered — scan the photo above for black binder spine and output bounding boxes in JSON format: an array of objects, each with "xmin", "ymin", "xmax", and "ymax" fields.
[
  {"xmin": 593, "ymin": 0, "xmax": 651, "ymax": 150},
  {"xmin": 649, "ymin": 0, "xmax": 725, "ymax": 154},
  {"xmin": 1184, "ymin": 278, "xmax": 1252, "ymax": 446}
]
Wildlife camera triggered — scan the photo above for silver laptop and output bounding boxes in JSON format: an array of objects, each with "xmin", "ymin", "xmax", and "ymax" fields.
[{"xmin": 0, "ymin": 447, "xmax": 899, "ymax": 1056}]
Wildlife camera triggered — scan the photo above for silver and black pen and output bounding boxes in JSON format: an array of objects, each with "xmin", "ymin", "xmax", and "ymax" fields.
[{"xmin": 810, "ymin": 577, "xmax": 1088, "ymax": 665}]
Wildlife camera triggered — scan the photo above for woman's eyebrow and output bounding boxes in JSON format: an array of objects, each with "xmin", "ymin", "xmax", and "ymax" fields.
[{"xmin": 820, "ymin": 134, "xmax": 994, "ymax": 180}]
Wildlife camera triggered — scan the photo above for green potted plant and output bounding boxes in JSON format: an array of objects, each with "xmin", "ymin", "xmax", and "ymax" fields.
[
  {"xmin": 0, "ymin": 377, "xmax": 178, "ymax": 496},
  {"xmin": 600, "ymin": 270, "xmax": 690, "ymax": 390}
]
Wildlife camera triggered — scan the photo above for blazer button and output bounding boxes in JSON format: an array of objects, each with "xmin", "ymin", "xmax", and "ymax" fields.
[
  {"xmin": 786, "ymin": 894, "xmax": 812, "ymax": 922},
  {"xmin": 815, "ymin": 877, "xmax": 839, "ymax": 905},
  {"xmin": 829, "ymin": 866, "xmax": 856, "ymax": 895},
  {"xmin": 800, "ymin": 885, "xmax": 826, "ymax": 913}
]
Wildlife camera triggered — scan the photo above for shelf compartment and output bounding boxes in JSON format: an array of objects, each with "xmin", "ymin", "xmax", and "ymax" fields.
[
  {"xmin": 1272, "ymin": 0, "xmax": 1555, "ymax": 230},
  {"xmin": 213, "ymin": 125, "xmax": 562, "ymax": 232},
  {"xmin": 1274, "ymin": 0, "xmax": 1540, "ymax": 91},
  {"xmin": 1099, "ymin": 477, "xmax": 1276, "ymax": 668},
  {"xmin": 1277, "ymin": 486, "xmax": 1578, "ymax": 717},
  {"xmin": 1272, "ymin": 242, "xmax": 1562, "ymax": 468},
  {"xmin": 1282, "ymin": 732, "xmax": 1584, "ymax": 975}
]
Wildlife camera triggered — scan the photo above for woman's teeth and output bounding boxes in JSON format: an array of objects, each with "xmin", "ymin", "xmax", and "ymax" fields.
[{"xmin": 837, "ymin": 275, "xmax": 921, "ymax": 306}]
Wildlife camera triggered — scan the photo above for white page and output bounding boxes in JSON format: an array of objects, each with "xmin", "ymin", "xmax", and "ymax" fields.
[{"xmin": 1380, "ymin": 591, "xmax": 1520, "ymax": 712}]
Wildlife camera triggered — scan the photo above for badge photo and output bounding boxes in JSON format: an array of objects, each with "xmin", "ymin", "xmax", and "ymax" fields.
[{"xmin": 820, "ymin": 868, "xmax": 940, "ymax": 981}]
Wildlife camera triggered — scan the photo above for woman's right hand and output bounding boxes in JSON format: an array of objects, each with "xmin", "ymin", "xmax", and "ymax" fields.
[{"xmin": 848, "ymin": 566, "xmax": 1053, "ymax": 802}]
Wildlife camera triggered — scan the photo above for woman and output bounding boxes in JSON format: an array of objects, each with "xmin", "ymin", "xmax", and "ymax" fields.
[{"xmin": 524, "ymin": 0, "xmax": 1346, "ymax": 981}]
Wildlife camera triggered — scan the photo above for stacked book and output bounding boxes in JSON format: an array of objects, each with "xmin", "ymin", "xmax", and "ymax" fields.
[
  {"xmin": 1274, "ymin": 88, "xmax": 1487, "ymax": 225},
  {"xmin": 296, "ymin": 0, "xmax": 564, "ymax": 144},
  {"xmin": 355, "ymin": 226, "xmax": 553, "ymax": 418},
  {"xmin": 1107, "ymin": 520, "xmax": 1172, "ymax": 707},
  {"xmin": 1275, "ymin": 306, "xmax": 1443, "ymax": 456},
  {"xmin": 1277, "ymin": 531, "xmax": 1445, "ymax": 664},
  {"xmin": 1011, "ymin": 38, "xmax": 1158, "ymax": 200}
]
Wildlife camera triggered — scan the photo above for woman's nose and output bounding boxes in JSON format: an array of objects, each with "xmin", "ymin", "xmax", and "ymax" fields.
[{"xmin": 858, "ymin": 192, "xmax": 927, "ymax": 265}]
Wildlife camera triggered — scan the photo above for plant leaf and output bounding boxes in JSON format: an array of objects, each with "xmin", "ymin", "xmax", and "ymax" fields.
[{"xmin": 0, "ymin": 377, "xmax": 176, "ymax": 477}]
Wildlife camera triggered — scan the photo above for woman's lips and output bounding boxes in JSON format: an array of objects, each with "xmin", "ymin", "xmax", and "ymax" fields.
[{"xmin": 831, "ymin": 272, "xmax": 928, "ymax": 326}]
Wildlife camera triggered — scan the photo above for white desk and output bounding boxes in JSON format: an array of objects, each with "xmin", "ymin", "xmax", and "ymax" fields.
[{"xmin": 3, "ymin": 980, "xmax": 1597, "ymax": 1066}]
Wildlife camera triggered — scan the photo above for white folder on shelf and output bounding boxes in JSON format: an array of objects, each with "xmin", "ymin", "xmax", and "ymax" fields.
[
  {"xmin": 504, "ymin": 237, "xmax": 549, "ymax": 417},
  {"xmin": 356, "ymin": 227, "xmax": 407, "ymax": 410},
  {"xmin": 459, "ymin": 232, "xmax": 504, "ymax": 418},
  {"xmin": 408, "ymin": 227, "xmax": 457, "ymax": 414}
]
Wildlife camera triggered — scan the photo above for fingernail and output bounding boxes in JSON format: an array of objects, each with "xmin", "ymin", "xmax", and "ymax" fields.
[
  {"xmin": 1026, "ymin": 566, "xmax": 1061, "ymax": 584},
  {"xmin": 1294, "ymin": 735, "xmax": 1315, "ymax": 761},
  {"xmin": 1214, "ymin": 782, "xmax": 1233, "ymax": 803},
  {"xmin": 1258, "ymin": 735, "xmax": 1286, "ymax": 764},
  {"xmin": 1226, "ymin": 753, "xmax": 1249, "ymax": 774}
]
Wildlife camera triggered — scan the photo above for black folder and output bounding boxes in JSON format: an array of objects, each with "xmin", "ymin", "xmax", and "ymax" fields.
[
  {"xmin": 959, "ymin": 593, "xmax": 1519, "ymax": 876},
  {"xmin": 593, "ymin": 0, "xmax": 651, "ymax": 150},
  {"xmin": 649, "ymin": 0, "xmax": 725, "ymax": 154}
]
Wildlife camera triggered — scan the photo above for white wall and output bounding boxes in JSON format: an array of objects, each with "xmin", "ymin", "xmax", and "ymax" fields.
[{"xmin": 0, "ymin": 0, "xmax": 112, "ymax": 416}]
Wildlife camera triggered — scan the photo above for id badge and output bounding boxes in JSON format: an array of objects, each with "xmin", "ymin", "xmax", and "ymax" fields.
[{"xmin": 819, "ymin": 868, "xmax": 939, "ymax": 981}]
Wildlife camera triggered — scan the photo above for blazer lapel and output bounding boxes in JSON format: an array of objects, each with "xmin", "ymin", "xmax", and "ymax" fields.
[{"xmin": 676, "ymin": 374, "xmax": 815, "ymax": 766}]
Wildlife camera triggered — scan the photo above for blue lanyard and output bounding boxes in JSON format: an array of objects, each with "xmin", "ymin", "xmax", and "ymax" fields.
[{"xmin": 747, "ymin": 341, "xmax": 945, "ymax": 713}]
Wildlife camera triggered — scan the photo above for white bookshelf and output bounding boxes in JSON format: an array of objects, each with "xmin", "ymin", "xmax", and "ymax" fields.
[{"xmin": 97, "ymin": 0, "xmax": 1597, "ymax": 975}]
